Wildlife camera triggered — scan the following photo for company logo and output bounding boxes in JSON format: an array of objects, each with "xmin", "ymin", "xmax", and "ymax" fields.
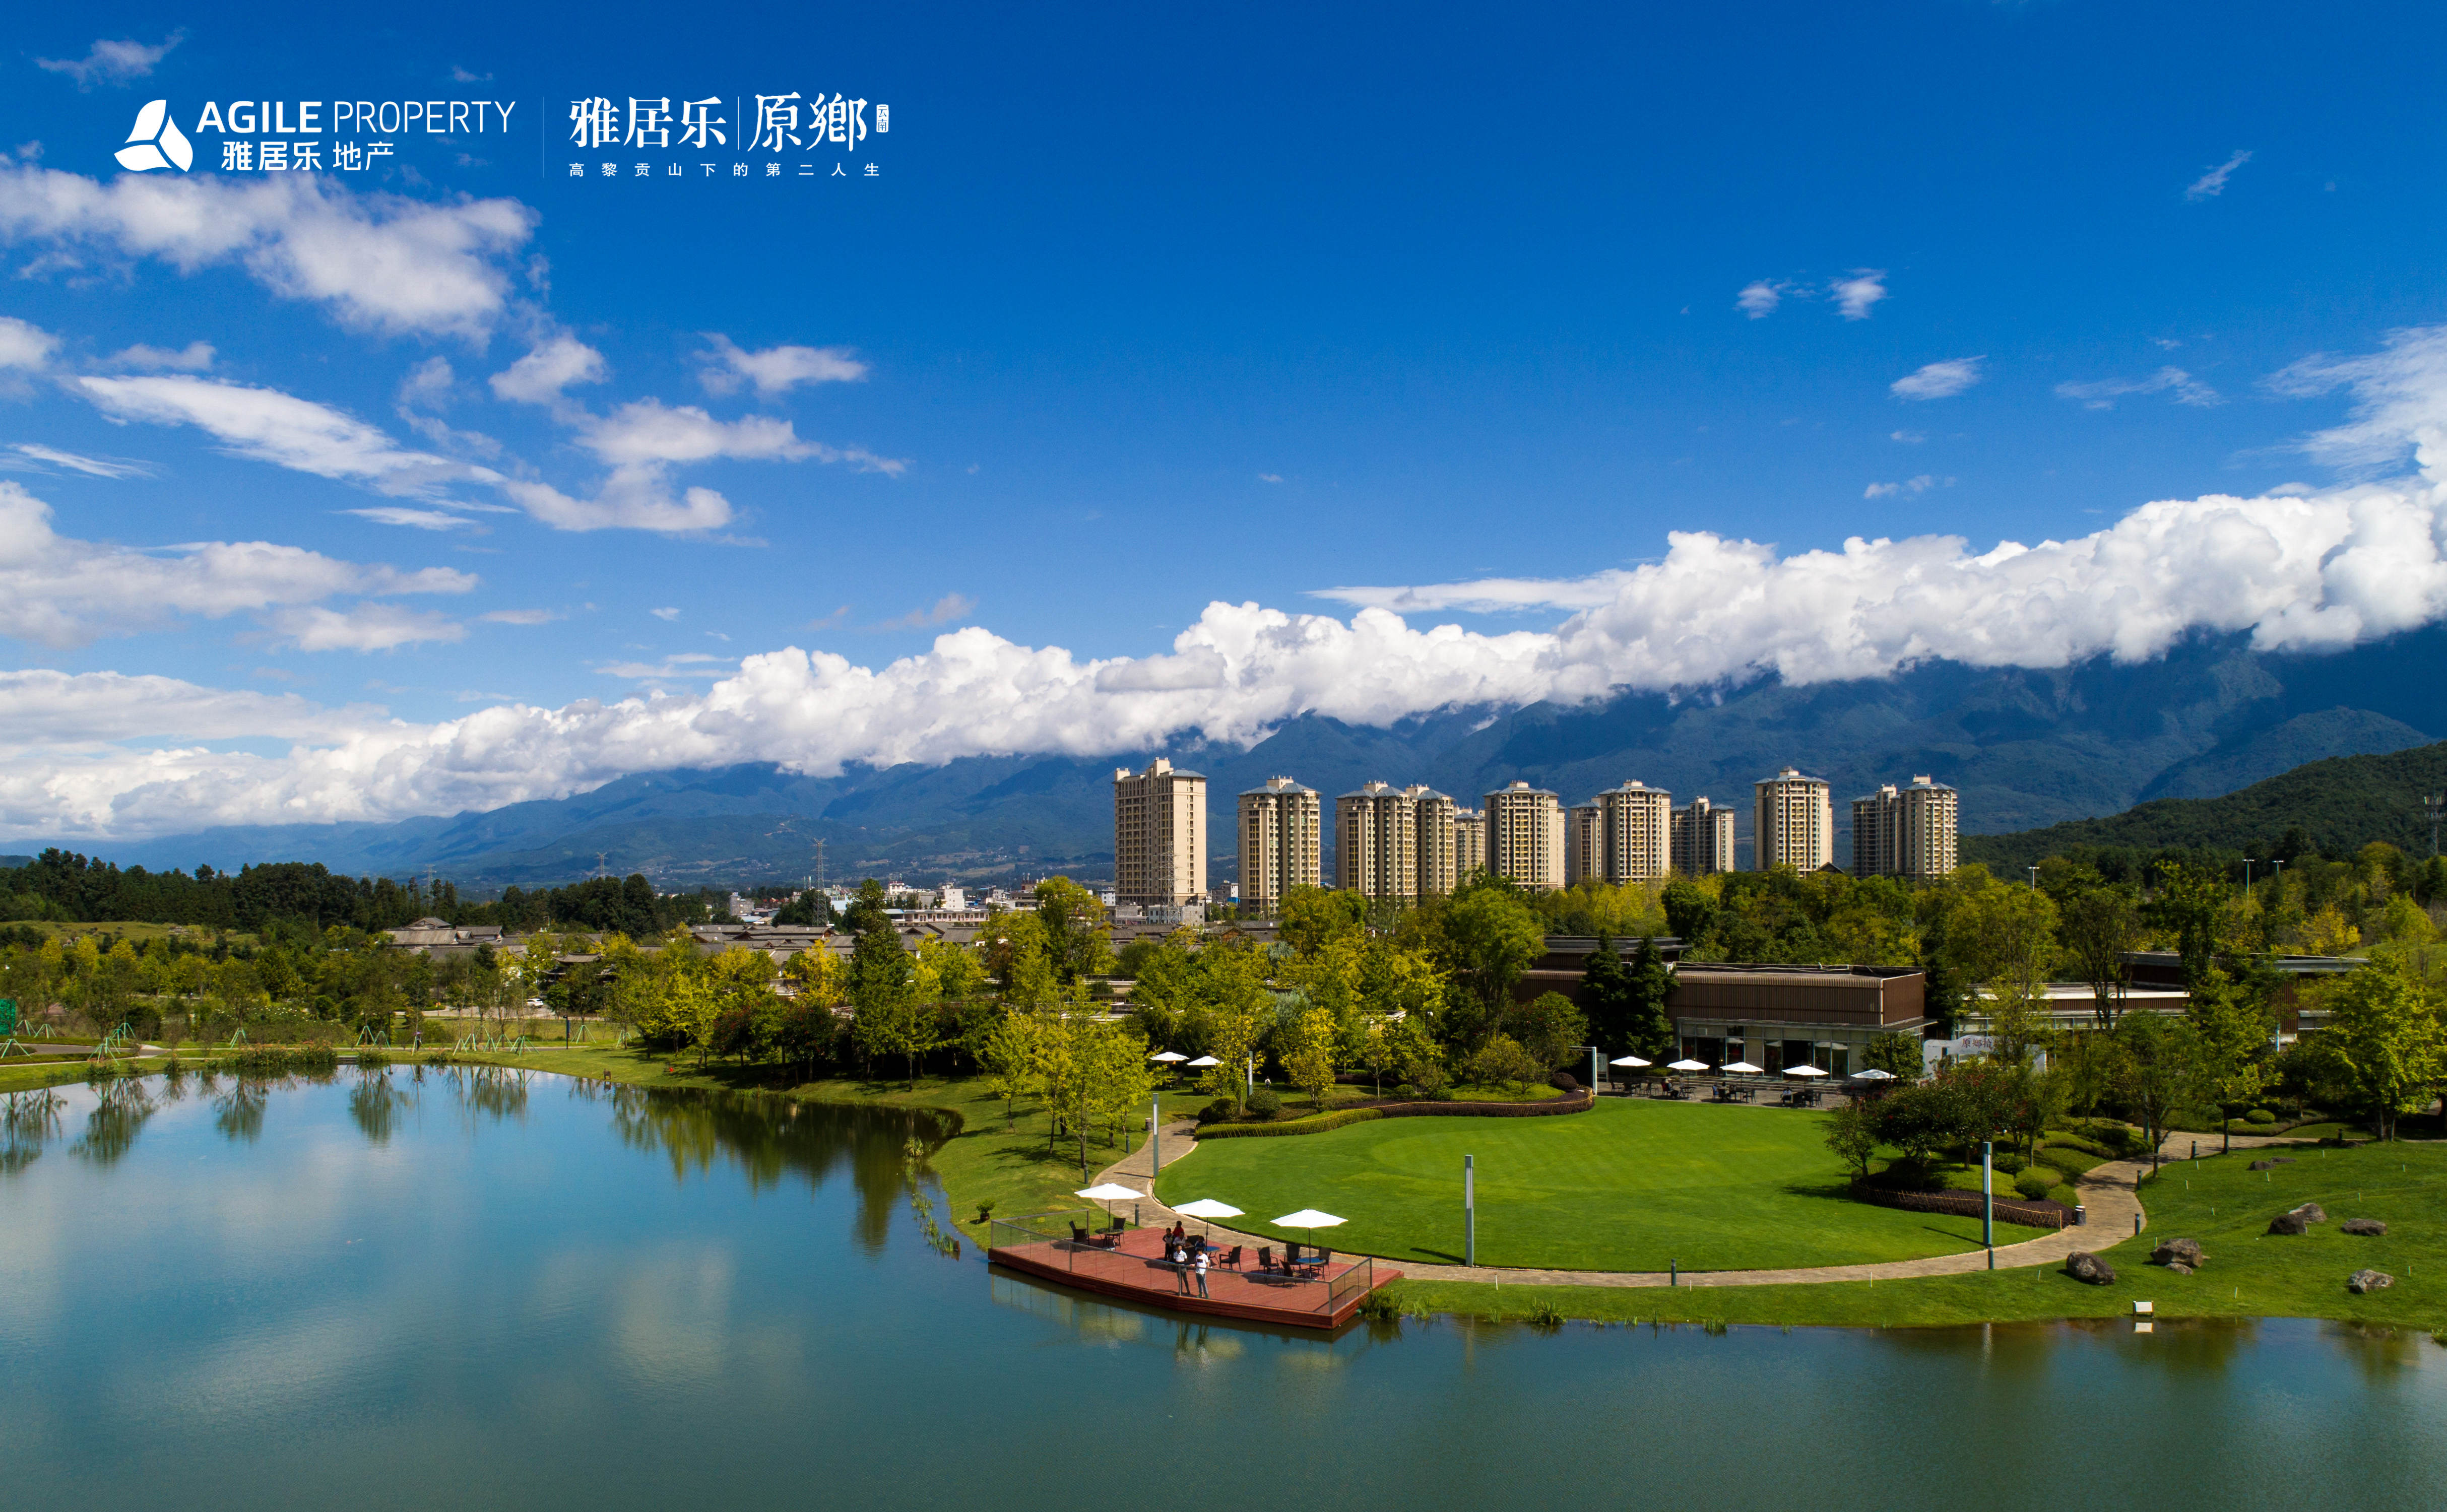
[{"xmin": 116, "ymin": 98, "xmax": 193, "ymax": 172}]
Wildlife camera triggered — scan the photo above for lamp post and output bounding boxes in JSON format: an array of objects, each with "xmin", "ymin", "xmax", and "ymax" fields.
[
  {"xmin": 2242, "ymin": 859, "xmax": 2256, "ymax": 893},
  {"xmin": 1982, "ymin": 1140, "xmax": 1995, "ymax": 1269},
  {"xmin": 2026, "ymin": 865, "xmax": 2039, "ymax": 891},
  {"xmin": 1464, "ymin": 1154, "xmax": 1476, "ymax": 1268}
]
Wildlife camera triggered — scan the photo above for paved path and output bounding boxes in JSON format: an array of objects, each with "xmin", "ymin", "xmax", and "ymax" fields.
[{"xmin": 1077, "ymin": 1117, "xmax": 2343, "ymax": 1290}]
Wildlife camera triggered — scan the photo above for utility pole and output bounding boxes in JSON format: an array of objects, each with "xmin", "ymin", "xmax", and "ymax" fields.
[{"xmin": 813, "ymin": 839, "xmax": 826, "ymax": 891}]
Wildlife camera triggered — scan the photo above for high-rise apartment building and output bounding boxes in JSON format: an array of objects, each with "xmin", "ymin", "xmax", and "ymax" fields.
[
  {"xmin": 1594, "ymin": 779, "xmax": 1673, "ymax": 884},
  {"xmin": 1851, "ymin": 774, "xmax": 1959, "ymax": 880},
  {"xmin": 1753, "ymin": 766, "xmax": 1833, "ymax": 872},
  {"xmin": 1670, "ymin": 796, "xmax": 1738, "ymax": 876},
  {"xmin": 1114, "ymin": 758, "xmax": 1207, "ymax": 906},
  {"xmin": 1237, "ymin": 775, "xmax": 1321, "ymax": 912},
  {"xmin": 1454, "ymin": 809, "xmax": 1488, "ymax": 880},
  {"xmin": 1566, "ymin": 803, "xmax": 1603, "ymax": 886},
  {"xmin": 1485, "ymin": 780, "xmax": 1566, "ymax": 891},
  {"xmin": 1336, "ymin": 781, "xmax": 1419, "ymax": 900},
  {"xmin": 1405, "ymin": 785, "xmax": 1459, "ymax": 897}
]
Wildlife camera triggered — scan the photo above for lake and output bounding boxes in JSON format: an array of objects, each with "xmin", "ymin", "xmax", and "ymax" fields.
[{"xmin": 2, "ymin": 1068, "xmax": 2439, "ymax": 1510}]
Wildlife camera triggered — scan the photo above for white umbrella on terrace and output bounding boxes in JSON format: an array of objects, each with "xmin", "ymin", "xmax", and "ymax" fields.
[
  {"xmin": 1722, "ymin": 1061, "xmax": 1763, "ymax": 1075},
  {"xmin": 1782, "ymin": 1064, "xmax": 1829, "ymax": 1077},
  {"xmin": 1853, "ymin": 1068, "xmax": 1897, "ymax": 1081},
  {"xmin": 1172, "ymin": 1197, "xmax": 1244, "ymax": 1239},
  {"xmin": 1185, "ymin": 1055, "xmax": 1221, "ymax": 1068},
  {"xmin": 1150, "ymin": 1050, "xmax": 1189, "ymax": 1063},
  {"xmin": 1076, "ymin": 1183, "xmax": 1143, "ymax": 1202},
  {"xmin": 1609, "ymin": 1055, "xmax": 1652, "ymax": 1067},
  {"xmin": 1666, "ymin": 1059, "xmax": 1710, "ymax": 1072}
]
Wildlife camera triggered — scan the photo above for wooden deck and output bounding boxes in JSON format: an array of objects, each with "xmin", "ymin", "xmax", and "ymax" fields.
[{"xmin": 988, "ymin": 1226, "xmax": 1400, "ymax": 1330}]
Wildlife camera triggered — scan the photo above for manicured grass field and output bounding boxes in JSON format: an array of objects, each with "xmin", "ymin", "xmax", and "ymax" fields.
[
  {"xmin": 1157, "ymin": 1097, "xmax": 2047, "ymax": 1272},
  {"xmin": 1389, "ymin": 1136, "xmax": 2447, "ymax": 1331}
]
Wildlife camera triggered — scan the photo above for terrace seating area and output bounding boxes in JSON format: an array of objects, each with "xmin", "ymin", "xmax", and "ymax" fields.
[{"xmin": 988, "ymin": 1211, "xmax": 1397, "ymax": 1329}]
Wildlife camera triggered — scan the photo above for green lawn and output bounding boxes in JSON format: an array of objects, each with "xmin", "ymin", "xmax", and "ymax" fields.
[
  {"xmin": 1157, "ymin": 1097, "xmax": 2047, "ymax": 1272},
  {"xmin": 1389, "ymin": 1136, "xmax": 2447, "ymax": 1330}
]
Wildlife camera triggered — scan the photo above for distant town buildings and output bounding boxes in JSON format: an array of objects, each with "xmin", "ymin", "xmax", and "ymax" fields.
[
  {"xmin": 1113, "ymin": 757, "xmax": 1207, "ymax": 906},
  {"xmin": 1336, "ymin": 781, "xmax": 1419, "ymax": 901},
  {"xmin": 1454, "ymin": 808, "xmax": 1487, "ymax": 878},
  {"xmin": 1486, "ymin": 780, "xmax": 1566, "ymax": 891},
  {"xmin": 1671, "ymin": 795, "xmax": 1738, "ymax": 875},
  {"xmin": 1407, "ymin": 785, "xmax": 1459, "ymax": 897},
  {"xmin": 1852, "ymin": 774, "xmax": 1959, "ymax": 880},
  {"xmin": 1594, "ymin": 779, "xmax": 1673, "ymax": 884},
  {"xmin": 1237, "ymin": 775, "xmax": 1321, "ymax": 912},
  {"xmin": 1754, "ymin": 766, "xmax": 1833, "ymax": 872}
]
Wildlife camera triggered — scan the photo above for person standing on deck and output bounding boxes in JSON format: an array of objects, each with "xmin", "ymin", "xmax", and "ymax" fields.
[{"xmin": 1193, "ymin": 1246, "xmax": 1210, "ymax": 1298}]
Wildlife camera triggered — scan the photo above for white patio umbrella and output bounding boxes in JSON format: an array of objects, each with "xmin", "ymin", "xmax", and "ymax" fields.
[
  {"xmin": 1666, "ymin": 1058, "xmax": 1710, "ymax": 1072},
  {"xmin": 1722, "ymin": 1061, "xmax": 1763, "ymax": 1075},
  {"xmin": 1185, "ymin": 1055, "xmax": 1221, "ymax": 1068},
  {"xmin": 1149, "ymin": 1050, "xmax": 1189, "ymax": 1063},
  {"xmin": 1781, "ymin": 1064, "xmax": 1829, "ymax": 1077},
  {"xmin": 1172, "ymin": 1197, "xmax": 1244, "ymax": 1239},
  {"xmin": 1076, "ymin": 1183, "xmax": 1143, "ymax": 1201},
  {"xmin": 1271, "ymin": 1209, "xmax": 1345, "ymax": 1228},
  {"xmin": 1853, "ymin": 1068, "xmax": 1897, "ymax": 1081},
  {"xmin": 1608, "ymin": 1054, "xmax": 1652, "ymax": 1067}
]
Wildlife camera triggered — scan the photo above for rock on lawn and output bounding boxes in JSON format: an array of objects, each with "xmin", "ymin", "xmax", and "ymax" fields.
[{"xmin": 2065, "ymin": 1251, "xmax": 2116, "ymax": 1285}]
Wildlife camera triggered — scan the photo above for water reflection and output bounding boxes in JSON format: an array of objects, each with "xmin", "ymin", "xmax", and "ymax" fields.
[
  {"xmin": 348, "ymin": 1069, "xmax": 413, "ymax": 1146},
  {"xmin": 72, "ymin": 1077, "xmax": 159, "ymax": 1167},
  {"xmin": 1, "ymin": 1087, "xmax": 66, "ymax": 1174},
  {"xmin": 458, "ymin": 1065, "xmax": 531, "ymax": 1127},
  {"xmin": 215, "ymin": 1079, "xmax": 269, "ymax": 1144}
]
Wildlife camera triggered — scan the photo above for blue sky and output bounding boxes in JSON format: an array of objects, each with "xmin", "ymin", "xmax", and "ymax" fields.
[{"xmin": 2, "ymin": 2, "xmax": 2444, "ymax": 839}]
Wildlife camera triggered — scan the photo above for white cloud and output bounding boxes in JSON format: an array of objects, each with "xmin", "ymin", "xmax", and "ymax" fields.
[
  {"xmin": 0, "ymin": 161, "xmax": 536, "ymax": 339},
  {"xmin": 695, "ymin": 334, "xmax": 868, "ymax": 397},
  {"xmin": 0, "ymin": 480, "xmax": 473, "ymax": 647},
  {"xmin": 490, "ymin": 335, "xmax": 607, "ymax": 405},
  {"xmin": 479, "ymin": 608, "xmax": 555, "ymax": 625},
  {"xmin": 2055, "ymin": 367, "xmax": 2221, "ymax": 410},
  {"xmin": 576, "ymin": 401, "xmax": 814, "ymax": 467},
  {"xmin": 79, "ymin": 374, "xmax": 483, "ymax": 495},
  {"xmin": 1891, "ymin": 357, "xmax": 1986, "ymax": 400},
  {"xmin": 875, "ymin": 593, "xmax": 976, "ymax": 631},
  {"xmin": 101, "ymin": 340, "xmax": 214, "ymax": 371},
  {"xmin": 15, "ymin": 327, "xmax": 2447, "ymax": 841},
  {"xmin": 6, "ymin": 443, "xmax": 150, "ymax": 479},
  {"xmin": 342, "ymin": 506, "xmax": 485, "ymax": 531},
  {"xmin": 1830, "ymin": 270, "xmax": 1888, "ymax": 320},
  {"xmin": 650, "ymin": 607, "xmax": 682, "ymax": 620},
  {"xmin": 498, "ymin": 476, "xmax": 735, "ymax": 534},
  {"xmin": 1890, "ymin": 430, "xmax": 1925, "ymax": 444},
  {"xmin": 1735, "ymin": 281, "xmax": 1783, "ymax": 318},
  {"xmin": 2185, "ymin": 150, "xmax": 2253, "ymax": 202},
  {"xmin": 1862, "ymin": 475, "xmax": 1947, "ymax": 499},
  {"xmin": 265, "ymin": 604, "xmax": 466, "ymax": 652},
  {"xmin": 0, "ymin": 316, "xmax": 59, "ymax": 370},
  {"xmin": 0, "ymin": 669, "xmax": 378, "ymax": 744},
  {"xmin": 1257, "ymin": 473, "xmax": 1283, "ymax": 484},
  {"xmin": 34, "ymin": 33, "xmax": 182, "ymax": 88}
]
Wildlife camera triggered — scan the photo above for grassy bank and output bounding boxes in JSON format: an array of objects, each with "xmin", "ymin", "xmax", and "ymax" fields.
[{"xmin": 1391, "ymin": 1138, "xmax": 2447, "ymax": 1330}]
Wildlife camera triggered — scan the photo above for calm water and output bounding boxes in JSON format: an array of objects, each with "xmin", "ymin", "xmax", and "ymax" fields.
[{"xmin": 3, "ymin": 1069, "xmax": 2440, "ymax": 1510}]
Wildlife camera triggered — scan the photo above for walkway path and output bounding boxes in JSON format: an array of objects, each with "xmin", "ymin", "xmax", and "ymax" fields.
[{"xmin": 1077, "ymin": 1116, "xmax": 2339, "ymax": 1291}]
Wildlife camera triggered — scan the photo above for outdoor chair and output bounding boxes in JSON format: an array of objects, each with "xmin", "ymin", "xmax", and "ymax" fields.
[
  {"xmin": 1220, "ymin": 1246, "xmax": 1243, "ymax": 1270},
  {"xmin": 1310, "ymin": 1248, "xmax": 1334, "ymax": 1272},
  {"xmin": 1069, "ymin": 1223, "xmax": 1090, "ymax": 1244},
  {"xmin": 1108, "ymin": 1215, "xmax": 1127, "ymax": 1234},
  {"xmin": 1257, "ymin": 1246, "xmax": 1275, "ymax": 1273}
]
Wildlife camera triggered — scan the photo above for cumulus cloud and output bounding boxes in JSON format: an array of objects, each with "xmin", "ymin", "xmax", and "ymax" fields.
[
  {"xmin": 2055, "ymin": 367, "xmax": 2222, "ymax": 410},
  {"xmin": 2185, "ymin": 150, "xmax": 2253, "ymax": 202},
  {"xmin": 1830, "ymin": 270, "xmax": 1888, "ymax": 320},
  {"xmin": 490, "ymin": 335, "xmax": 607, "ymax": 405},
  {"xmin": 15, "ymin": 325, "xmax": 2447, "ymax": 841},
  {"xmin": 0, "ymin": 161, "xmax": 536, "ymax": 339},
  {"xmin": 1862, "ymin": 475, "xmax": 1948, "ymax": 499},
  {"xmin": 101, "ymin": 340, "xmax": 214, "ymax": 371},
  {"xmin": 342, "ymin": 506, "xmax": 486, "ymax": 531},
  {"xmin": 1892, "ymin": 357, "xmax": 1985, "ymax": 400},
  {"xmin": 0, "ymin": 669, "xmax": 378, "ymax": 744},
  {"xmin": 1735, "ymin": 281, "xmax": 1784, "ymax": 318},
  {"xmin": 500, "ymin": 476, "xmax": 735, "ymax": 534},
  {"xmin": 34, "ymin": 33, "xmax": 183, "ymax": 88},
  {"xmin": 695, "ymin": 334, "xmax": 868, "ymax": 397},
  {"xmin": 0, "ymin": 316, "xmax": 60, "ymax": 370},
  {"xmin": 0, "ymin": 480, "xmax": 472, "ymax": 647}
]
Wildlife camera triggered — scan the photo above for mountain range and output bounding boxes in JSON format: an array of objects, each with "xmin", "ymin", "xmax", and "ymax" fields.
[{"xmin": 70, "ymin": 624, "xmax": 2447, "ymax": 892}]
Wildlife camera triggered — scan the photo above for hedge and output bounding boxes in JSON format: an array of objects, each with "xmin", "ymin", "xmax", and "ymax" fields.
[
  {"xmin": 1196, "ymin": 1088, "xmax": 1595, "ymax": 1139},
  {"xmin": 1849, "ymin": 1180, "xmax": 2073, "ymax": 1230}
]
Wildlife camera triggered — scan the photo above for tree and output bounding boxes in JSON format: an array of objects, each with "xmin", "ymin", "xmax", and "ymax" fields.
[
  {"xmin": 2057, "ymin": 882, "xmax": 2143, "ymax": 1028},
  {"xmin": 2150, "ymin": 862, "xmax": 2226, "ymax": 983},
  {"xmin": 2113, "ymin": 1010, "xmax": 2205, "ymax": 1161},
  {"xmin": 1427, "ymin": 880, "xmax": 1546, "ymax": 1052},
  {"xmin": 1858, "ymin": 1031, "xmax": 1924, "ymax": 1081},
  {"xmin": 1032, "ymin": 877, "xmax": 1114, "ymax": 982},
  {"xmin": 771, "ymin": 890, "xmax": 833, "ymax": 927},
  {"xmin": 1283, "ymin": 1004, "xmax": 1338, "ymax": 1109},
  {"xmin": 1580, "ymin": 934, "xmax": 1633, "ymax": 1050},
  {"xmin": 1623, "ymin": 937, "xmax": 1677, "ymax": 1061},
  {"xmin": 1277, "ymin": 886, "xmax": 1369, "ymax": 957},
  {"xmin": 2187, "ymin": 964, "xmax": 2274, "ymax": 1151},
  {"xmin": 1504, "ymin": 991, "xmax": 1587, "ymax": 1071},
  {"xmin": 1824, "ymin": 1100, "xmax": 1878, "ymax": 1178},
  {"xmin": 979, "ymin": 1009, "xmax": 1039, "ymax": 1129},
  {"xmin": 2300, "ymin": 957, "xmax": 2446, "ymax": 1141},
  {"xmin": 1197, "ymin": 945, "xmax": 1274, "ymax": 1109}
]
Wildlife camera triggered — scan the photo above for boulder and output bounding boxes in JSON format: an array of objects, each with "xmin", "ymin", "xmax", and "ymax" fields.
[
  {"xmin": 2247, "ymin": 1157, "xmax": 2296, "ymax": 1171},
  {"xmin": 2349, "ymin": 1269, "xmax": 2394, "ymax": 1295},
  {"xmin": 2166, "ymin": 1262, "xmax": 2196, "ymax": 1276},
  {"xmin": 2268, "ymin": 1211, "xmax": 2309, "ymax": 1236},
  {"xmin": 2342, "ymin": 1218, "xmax": 2388, "ymax": 1237},
  {"xmin": 2065, "ymin": 1251, "xmax": 2116, "ymax": 1285},
  {"xmin": 2150, "ymin": 1237, "xmax": 2207, "ymax": 1268},
  {"xmin": 2294, "ymin": 1203, "xmax": 2328, "ymax": 1225}
]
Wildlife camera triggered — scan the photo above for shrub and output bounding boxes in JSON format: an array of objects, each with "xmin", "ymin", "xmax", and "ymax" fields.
[
  {"xmin": 1247, "ymin": 1087, "xmax": 1282, "ymax": 1118},
  {"xmin": 1991, "ymin": 1152, "xmax": 2029, "ymax": 1176},
  {"xmin": 2013, "ymin": 1168, "xmax": 2058, "ymax": 1200},
  {"xmin": 357, "ymin": 1048, "xmax": 391, "ymax": 1070},
  {"xmin": 2037, "ymin": 1144, "xmax": 2104, "ymax": 1177},
  {"xmin": 1548, "ymin": 1071, "xmax": 1580, "ymax": 1093},
  {"xmin": 2047, "ymin": 1184, "xmax": 2080, "ymax": 1209},
  {"xmin": 1195, "ymin": 1098, "xmax": 1235, "ymax": 1126},
  {"xmin": 1393, "ymin": 1083, "xmax": 1420, "ymax": 1100},
  {"xmin": 2246, "ymin": 1108, "xmax": 2277, "ymax": 1126},
  {"xmin": 1198, "ymin": 1107, "xmax": 1385, "ymax": 1139},
  {"xmin": 1409, "ymin": 1064, "xmax": 1450, "ymax": 1099}
]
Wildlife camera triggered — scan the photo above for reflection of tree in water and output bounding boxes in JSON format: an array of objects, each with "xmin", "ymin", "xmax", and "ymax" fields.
[
  {"xmin": 348, "ymin": 1068, "xmax": 413, "ymax": 1146},
  {"xmin": 455, "ymin": 1066, "xmax": 531, "ymax": 1126},
  {"xmin": 1, "ymin": 1089, "xmax": 66, "ymax": 1175},
  {"xmin": 2325, "ymin": 1321, "xmax": 2424, "ymax": 1383},
  {"xmin": 602, "ymin": 1084, "xmax": 951, "ymax": 1258},
  {"xmin": 216, "ymin": 1079, "xmax": 272, "ymax": 1144},
  {"xmin": 73, "ymin": 1076, "xmax": 158, "ymax": 1167}
]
